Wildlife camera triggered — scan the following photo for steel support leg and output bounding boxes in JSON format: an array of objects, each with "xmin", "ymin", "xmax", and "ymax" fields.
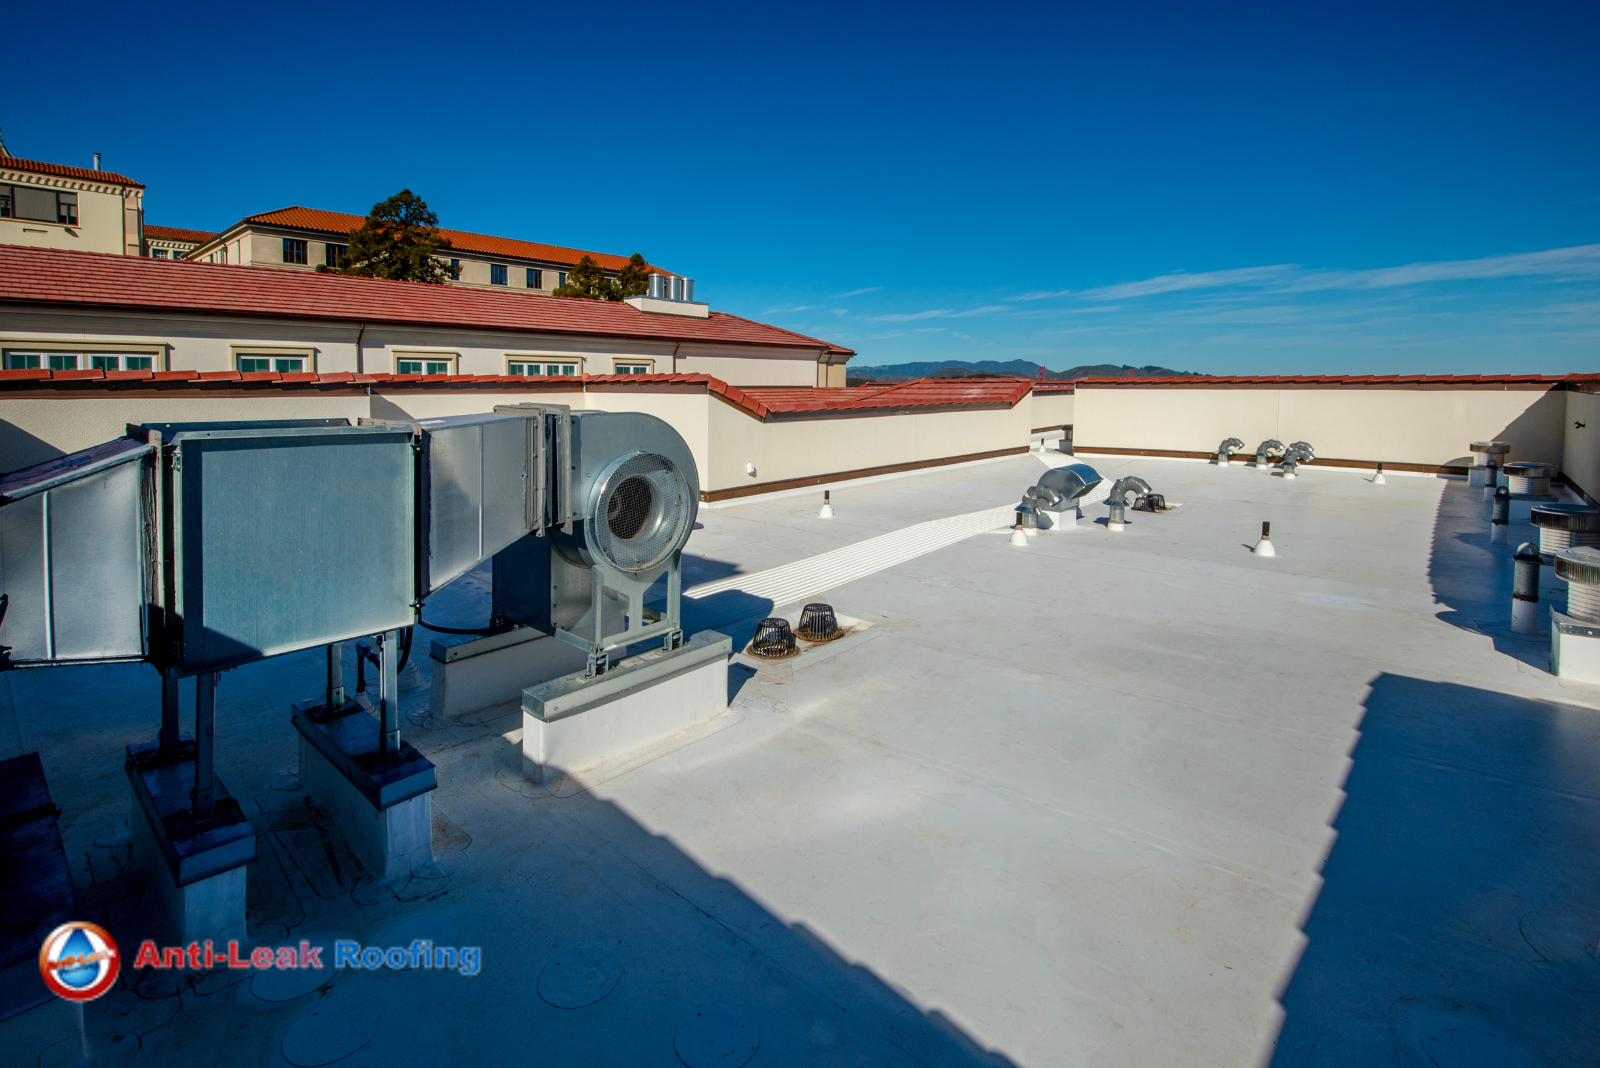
[
  {"xmin": 193, "ymin": 672, "xmax": 218, "ymax": 821},
  {"xmin": 378, "ymin": 630, "xmax": 399, "ymax": 761}
]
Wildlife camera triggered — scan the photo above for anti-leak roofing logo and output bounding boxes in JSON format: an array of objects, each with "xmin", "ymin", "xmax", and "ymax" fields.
[{"xmin": 38, "ymin": 922, "xmax": 121, "ymax": 1002}]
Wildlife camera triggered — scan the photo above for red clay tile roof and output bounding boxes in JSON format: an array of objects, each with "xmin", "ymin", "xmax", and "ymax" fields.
[
  {"xmin": 743, "ymin": 378, "xmax": 1032, "ymax": 413},
  {"xmin": 227, "ymin": 206, "xmax": 664, "ymax": 274},
  {"xmin": 0, "ymin": 369, "xmax": 999, "ymax": 421},
  {"xmin": 145, "ymin": 225, "xmax": 216, "ymax": 244},
  {"xmin": 0, "ymin": 245, "xmax": 853, "ymax": 356},
  {"xmin": 0, "ymin": 156, "xmax": 143, "ymax": 188}
]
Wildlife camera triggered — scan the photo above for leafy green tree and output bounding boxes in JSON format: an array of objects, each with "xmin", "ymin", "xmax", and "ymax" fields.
[
  {"xmin": 614, "ymin": 253, "xmax": 652, "ymax": 298},
  {"xmin": 318, "ymin": 190, "xmax": 452, "ymax": 284},
  {"xmin": 553, "ymin": 255, "xmax": 615, "ymax": 300}
]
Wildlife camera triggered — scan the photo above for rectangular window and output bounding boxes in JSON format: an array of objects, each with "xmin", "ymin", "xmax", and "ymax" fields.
[
  {"xmin": 126, "ymin": 356, "xmax": 153, "ymax": 370},
  {"xmin": 397, "ymin": 359, "xmax": 453, "ymax": 376},
  {"xmin": 91, "ymin": 355, "xmax": 118, "ymax": 371},
  {"xmin": 85, "ymin": 354, "xmax": 154, "ymax": 372},
  {"xmin": 614, "ymin": 363, "xmax": 651, "ymax": 375},
  {"xmin": 507, "ymin": 361, "xmax": 535, "ymax": 376},
  {"xmin": 282, "ymin": 238, "xmax": 308, "ymax": 265},
  {"xmin": 48, "ymin": 354, "xmax": 79, "ymax": 371},
  {"xmin": 56, "ymin": 192, "xmax": 78, "ymax": 226},
  {"xmin": 324, "ymin": 243, "xmax": 348, "ymax": 267},
  {"xmin": 547, "ymin": 363, "xmax": 577, "ymax": 376},
  {"xmin": 448, "ymin": 259, "xmax": 461, "ymax": 280},
  {"xmin": 238, "ymin": 355, "xmax": 306, "ymax": 373},
  {"xmin": 526, "ymin": 269, "xmax": 542, "ymax": 289},
  {"xmin": 0, "ymin": 185, "xmax": 11, "ymax": 217},
  {"xmin": 557, "ymin": 272, "xmax": 567, "ymax": 288},
  {"xmin": 4, "ymin": 352, "xmax": 41, "ymax": 369},
  {"xmin": 151, "ymin": 248, "xmax": 169, "ymax": 259},
  {"xmin": 10, "ymin": 185, "xmax": 58, "ymax": 222},
  {"xmin": 490, "ymin": 264, "xmax": 508, "ymax": 286}
]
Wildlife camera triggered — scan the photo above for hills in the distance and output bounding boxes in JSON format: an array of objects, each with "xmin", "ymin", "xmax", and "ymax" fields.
[{"xmin": 844, "ymin": 359, "xmax": 1206, "ymax": 383}]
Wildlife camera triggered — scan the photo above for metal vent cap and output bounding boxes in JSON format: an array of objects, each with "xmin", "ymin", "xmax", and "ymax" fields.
[
  {"xmin": 1531, "ymin": 505, "xmax": 1600, "ymax": 532},
  {"xmin": 1554, "ymin": 546, "xmax": 1600, "ymax": 586}
]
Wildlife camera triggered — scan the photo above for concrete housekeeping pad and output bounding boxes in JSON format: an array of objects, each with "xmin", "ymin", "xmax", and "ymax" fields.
[
  {"xmin": 428, "ymin": 627, "xmax": 589, "ymax": 722},
  {"xmin": 522, "ymin": 631, "xmax": 732, "ymax": 785},
  {"xmin": 291, "ymin": 700, "xmax": 437, "ymax": 884}
]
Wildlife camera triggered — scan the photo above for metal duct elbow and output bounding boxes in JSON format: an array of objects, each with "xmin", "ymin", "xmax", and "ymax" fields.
[
  {"xmin": 1217, "ymin": 438, "xmax": 1245, "ymax": 464},
  {"xmin": 1107, "ymin": 477, "xmax": 1151, "ymax": 505},
  {"xmin": 1288, "ymin": 441, "xmax": 1316, "ymax": 460}
]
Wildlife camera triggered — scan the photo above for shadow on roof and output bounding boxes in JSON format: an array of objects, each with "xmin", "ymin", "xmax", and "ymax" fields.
[{"xmin": 1268, "ymin": 672, "xmax": 1600, "ymax": 1066}]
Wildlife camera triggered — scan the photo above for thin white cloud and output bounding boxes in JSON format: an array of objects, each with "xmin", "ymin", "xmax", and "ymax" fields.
[
  {"xmin": 870, "ymin": 305, "xmax": 1007, "ymax": 323},
  {"xmin": 1075, "ymin": 244, "xmax": 1600, "ymax": 302},
  {"xmin": 837, "ymin": 287, "xmax": 882, "ymax": 297}
]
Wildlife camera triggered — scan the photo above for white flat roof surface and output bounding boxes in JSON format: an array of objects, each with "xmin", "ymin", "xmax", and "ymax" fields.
[{"xmin": 6, "ymin": 451, "xmax": 1599, "ymax": 1067}]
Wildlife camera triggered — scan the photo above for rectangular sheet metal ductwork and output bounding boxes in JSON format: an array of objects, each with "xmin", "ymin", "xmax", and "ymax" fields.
[
  {"xmin": 416, "ymin": 412, "xmax": 544, "ymax": 596},
  {"xmin": 167, "ymin": 424, "xmax": 416, "ymax": 673},
  {"xmin": 0, "ymin": 439, "xmax": 153, "ymax": 666}
]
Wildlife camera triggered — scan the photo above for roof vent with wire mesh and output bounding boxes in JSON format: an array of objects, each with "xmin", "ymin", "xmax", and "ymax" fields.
[
  {"xmin": 590, "ymin": 452, "xmax": 693, "ymax": 573},
  {"xmin": 797, "ymin": 603, "xmax": 842, "ymax": 642},
  {"xmin": 750, "ymin": 617, "xmax": 798, "ymax": 659}
]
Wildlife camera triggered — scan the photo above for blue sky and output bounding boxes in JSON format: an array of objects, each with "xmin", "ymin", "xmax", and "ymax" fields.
[{"xmin": 8, "ymin": 2, "xmax": 1597, "ymax": 373}]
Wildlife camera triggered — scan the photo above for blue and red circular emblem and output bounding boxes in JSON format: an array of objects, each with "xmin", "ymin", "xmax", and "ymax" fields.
[{"xmin": 38, "ymin": 922, "xmax": 121, "ymax": 1002}]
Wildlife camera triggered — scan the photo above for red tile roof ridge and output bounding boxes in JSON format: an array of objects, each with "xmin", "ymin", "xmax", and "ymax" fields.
[{"xmin": 0, "ymin": 156, "xmax": 143, "ymax": 187}]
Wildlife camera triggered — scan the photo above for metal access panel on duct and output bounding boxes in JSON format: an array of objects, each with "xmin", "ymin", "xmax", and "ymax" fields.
[
  {"xmin": 168, "ymin": 424, "xmax": 415, "ymax": 673},
  {"xmin": 414, "ymin": 412, "xmax": 544, "ymax": 596},
  {"xmin": 0, "ymin": 439, "xmax": 153, "ymax": 666}
]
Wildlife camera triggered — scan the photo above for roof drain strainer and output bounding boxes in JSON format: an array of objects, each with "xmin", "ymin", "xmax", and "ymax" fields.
[
  {"xmin": 1504, "ymin": 462, "xmax": 1556, "ymax": 497},
  {"xmin": 749, "ymin": 618, "xmax": 799, "ymax": 659},
  {"xmin": 1216, "ymin": 438, "xmax": 1244, "ymax": 466},
  {"xmin": 1555, "ymin": 546, "xmax": 1600, "ymax": 625},
  {"xmin": 1105, "ymin": 477, "xmax": 1151, "ymax": 532},
  {"xmin": 796, "ymin": 603, "xmax": 842, "ymax": 642},
  {"xmin": 1531, "ymin": 504, "xmax": 1600, "ymax": 556},
  {"xmin": 1255, "ymin": 440, "xmax": 1284, "ymax": 471}
]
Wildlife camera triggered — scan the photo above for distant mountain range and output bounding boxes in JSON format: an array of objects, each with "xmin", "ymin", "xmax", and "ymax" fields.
[{"xmin": 844, "ymin": 359, "xmax": 1206, "ymax": 383}]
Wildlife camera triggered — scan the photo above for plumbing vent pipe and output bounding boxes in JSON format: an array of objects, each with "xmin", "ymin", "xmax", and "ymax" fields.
[
  {"xmin": 1373, "ymin": 463, "xmax": 1386, "ymax": 485},
  {"xmin": 1512, "ymin": 542, "xmax": 1541, "ymax": 634},
  {"xmin": 1016, "ymin": 504, "xmax": 1039, "ymax": 537},
  {"xmin": 1531, "ymin": 504, "xmax": 1600, "ymax": 555},
  {"xmin": 1216, "ymin": 438, "xmax": 1244, "ymax": 466},
  {"xmin": 819, "ymin": 490, "xmax": 833, "ymax": 519},
  {"xmin": 1491, "ymin": 485, "xmax": 1510, "ymax": 544},
  {"xmin": 1253, "ymin": 521, "xmax": 1275, "ymax": 556},
  {"xmin": 1255, "ymin": 440, "xmax": 1284, "ymax": 470},
  {"xmin": 1504, "ymin": 462, "xmax": 1556, "ymax": 496},
  {"xmin": 1554, "ymin": 546, "xmax": 1600, "ymax": 624},
  {"xmin": 1105, "ymin": 477, "xmax": 1151, "ymax": 533},
  {"xmin": 1483, "ymin": 455, "xmax": 1500, "ymax": 501}
]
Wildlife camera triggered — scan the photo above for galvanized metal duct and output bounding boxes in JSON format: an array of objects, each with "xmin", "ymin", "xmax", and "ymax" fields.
[{"xmin": 0, "ymin": 438, "xmax": 153, "ymax": 666}]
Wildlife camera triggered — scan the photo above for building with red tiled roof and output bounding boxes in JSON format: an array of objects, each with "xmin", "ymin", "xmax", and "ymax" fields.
[
  {"xmin": 1, "ymin": 149, "xmax": 145, "ymax": 259},
  {"xmin": 144, "ymin": 224, "xmax": 217, "ymax": 261},
  {"xmin": 186, "ymin": 205, "xmax": 673, "ymax": 301},
  {"xmin": 0, "ymin": 244, "xmax": 853, "ymax": 387}
]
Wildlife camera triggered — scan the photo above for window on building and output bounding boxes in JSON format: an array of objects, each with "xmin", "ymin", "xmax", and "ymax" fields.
[
  {"xmin": 490, "ymin": 264, "xmax": 508, "ymax": 286},
  {"xmin": 238, "ymin": 355, "xmax": 307, "ymax": 373},
  {"xmin": 56, "ymin": 192, "xmax": 78, "ymax": 225},
  {"xmin": 506, "ymin": 361, "xmax": 578, "ymax": 376},
  {"xmin": 3, "ymin": 352, "xmax": 41, "ymax": 369},
  {"xmin": 526, "ymin": 269, "xmax": 542, "ymax": 289},
  {"xmin": 0, "ymin": 185, "xmax": 76, "ymax": 224},
  {"xmin": 282, "ymin": 238, "xmax": 308, "ymax": 265},
  {"xmin": 0, "ymin": 186, "xmax": 10, "ymax": 217},
  {"xmin": 448, "ymin": 259, "xmax": 461, "ymax": 280},
  {"xmin": 557, "ymin": 272, "xmax": 567, "ymax": 288},
  {"xmin": 151, "ymin": 248, "xmax": 169, "ymax": 259},
  {"xmin": 613, "ymin": 363, "xmax": 651, "ymax": 375},
  {"xmin": 89, "ymin": 355, "xmax": 154, "ymax": 371},
  {"xmin": 546, "ymin": 363, "xmax": 577, "ymax": 376},
  {"xmin": 325, "ymin": 243, "xmax": 348, "ymax": 267},
  {"xmin": 397, "ymin": 358, "xmax": 454, "ymax": 376},
  {"xmin": 507, "ymin": 361, "xmax": 535, "ymax": 376}
]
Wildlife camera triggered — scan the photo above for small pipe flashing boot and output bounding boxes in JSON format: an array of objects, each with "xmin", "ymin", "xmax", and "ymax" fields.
[
  {"xmin": 819, "ymin": 490, "xmax": 834, "ymax": 519},
  {"xmin": 1253, "ymin": 521, "xmax": 1276, "ymax": 557},
  {"xmin": 1373, "ymin": 463, "xmax": 1386, "ymax": 485}
]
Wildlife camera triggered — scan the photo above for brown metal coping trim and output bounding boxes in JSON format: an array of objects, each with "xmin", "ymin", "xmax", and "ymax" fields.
[
  {"xmin": 700, "ymin": 445, "xmax": 1030, "ymax": 502},
  {"xmin": 1071, "ymin": 445, "xmax": 1471, "ymax": 475}
]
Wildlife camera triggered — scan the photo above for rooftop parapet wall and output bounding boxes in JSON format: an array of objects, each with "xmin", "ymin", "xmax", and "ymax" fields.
[{"xmin": 1072, "ymin": 376, "xmax": 1579, "ymax": 472}]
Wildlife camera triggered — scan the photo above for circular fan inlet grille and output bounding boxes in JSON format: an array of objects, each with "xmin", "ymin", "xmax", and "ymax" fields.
[{"xmin": 593, "ymin": 453, "xmax": 693, "ymax": 573}]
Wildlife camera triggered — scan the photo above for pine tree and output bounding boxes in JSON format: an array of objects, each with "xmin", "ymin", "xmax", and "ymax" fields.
[
  {"xmin": 552, "ymin": 255, "xmax": 615, "ymax": 300},
  {"xmin": 614, "ymin": 253, "xmax": 652, "ymax": 298},
  {"xmin": 318, "ymin": 190, "xmax": 452, "ymax": 284}
]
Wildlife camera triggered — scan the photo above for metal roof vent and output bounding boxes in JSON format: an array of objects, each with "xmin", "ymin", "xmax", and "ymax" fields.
[
  {"xmin": 1216, "ymin": 438, "xmax": 1244, "ymax": 465},
  {"xmin": 1470, "ymin": 440, "xmax": 1509, "ymax": 466},
  {"xmin": 628, "ymin": 274, "xmax": 708, "ymax": 318},
  {"xmin": 1022, "ymin": 463, "xmax": 1102, "ymax": 513},
  {"xmin": 1255, "ymin": 440, "xmax": 1284, "ymax": 470},
  {"xmin": 1532, "ymin": 504, "xmax": 1600, "ymax": 555},
  {"xmin": 1504, "ymin": 462, "xmax": 1556, "ymax": 496},
  {"xmin": 1555, "ymin": 546, "xmax": 1600, "ymax": 623}
]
